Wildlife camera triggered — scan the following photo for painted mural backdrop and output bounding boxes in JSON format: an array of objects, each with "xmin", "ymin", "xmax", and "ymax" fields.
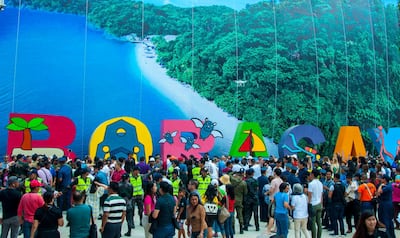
[{"xmin": 1, "ymin": 0, "xmax": 400, "ymax": 161}]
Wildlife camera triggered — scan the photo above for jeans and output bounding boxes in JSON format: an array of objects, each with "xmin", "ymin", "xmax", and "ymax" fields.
[
  {"xmin": 310, "ymin": 203, "xmax": 322, "ymax": 238},
  {"xmin": 378, "ymin": 201, "xmax": 395, "ymax": 238},
  {"xmin": 223, "ymin": 212, "xmax": 234, "ymax": 238},
  {"xmin": 360, "ymin": 201, "xmax": 374, "ymax": 214},
  {"xmin": 153, "ymin": 224, "xmax": 175, "ymax": 238},
  {"xmin": 23, "ymin": 221, "xmax": 32, "ymax": 238},
  {"xmin": 275, "ymin": 213, "xmax": 289, "ymax": 238},
  {"xmin": 213, "ymin": 220, "xmax": 225, "ymax": 235},
  {"xmin": 330, "ymin": 204, "xmax": 345, "ymax": 235},
  {"xmin": 1, "ymin": 216, "xmax": 19, "ymax": 238}
]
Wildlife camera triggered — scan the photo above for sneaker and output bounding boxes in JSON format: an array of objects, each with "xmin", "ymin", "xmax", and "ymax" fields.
[{"xmin": 124, "ymin": 232, "xmax": 131, "ymax": 236}]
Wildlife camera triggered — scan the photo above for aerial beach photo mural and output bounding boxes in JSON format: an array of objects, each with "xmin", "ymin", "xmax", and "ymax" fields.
[{"xmin": 0, "ymin": 0, "xmax": 399, "ymax": 161}]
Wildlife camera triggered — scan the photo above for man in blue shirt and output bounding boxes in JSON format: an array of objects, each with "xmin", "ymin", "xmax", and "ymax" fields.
[{"xmin": 57, "ymin": 156, "xmax": 72, "ymax": 211}]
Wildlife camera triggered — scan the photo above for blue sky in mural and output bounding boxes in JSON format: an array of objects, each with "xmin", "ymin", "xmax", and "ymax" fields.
[{"xmin": 0, "ymin": 8, "xmax": 189, "ymax": 157}]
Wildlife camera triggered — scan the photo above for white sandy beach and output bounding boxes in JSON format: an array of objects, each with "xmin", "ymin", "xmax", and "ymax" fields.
[{"xmin": 134, "ymin": 41, "xmax": 278, "ymax": 155}]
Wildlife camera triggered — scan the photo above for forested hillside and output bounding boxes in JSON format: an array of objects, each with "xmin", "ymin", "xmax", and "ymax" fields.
[{"xmin": 6, "ymin": 0, "xmax": 400, "ymax": 155}]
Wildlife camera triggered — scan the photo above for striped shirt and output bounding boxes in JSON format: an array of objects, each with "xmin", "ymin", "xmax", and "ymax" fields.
[{"xmin": 104, "ymin": 194, "xmax": 126, "ymax": 223}]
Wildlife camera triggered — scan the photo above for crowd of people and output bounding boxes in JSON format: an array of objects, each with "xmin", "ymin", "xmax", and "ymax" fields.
[{"xmin": 0, "ymin": 152, "xmax": 399, "ymax": 238}]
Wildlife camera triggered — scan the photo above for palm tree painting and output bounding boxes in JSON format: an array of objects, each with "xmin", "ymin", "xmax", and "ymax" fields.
[{"xmin": 6, "ymin": 117, "xmax": 48, "ymax": 150}]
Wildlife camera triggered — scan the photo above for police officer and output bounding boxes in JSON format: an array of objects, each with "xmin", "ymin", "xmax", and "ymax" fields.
[
  {"xmin": 197, "ymin": 167, "xmax": 211, "ymax": 197},
  {"xmin": 23, "ymin": 169, "xmax": 43, "ymax": 193},
  {"xmin": 129, "ymin": 166, "xmax": 143, "ymax": 227},
  {"xmin": 171, "ymin": 169, "xmax": 182, "ymax": 196},
  {"xmin": 73, "ymin": 167, "xmax": 91, "ymax": 195}
]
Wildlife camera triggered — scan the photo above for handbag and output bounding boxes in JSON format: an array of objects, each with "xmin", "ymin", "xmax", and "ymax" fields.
[
  {"xmin": 149, "ymin": 212, "xmax": 158, "ymax": 234},
  {"xmin": 268, "ymin": 200, "xmax": 276, "ymax": 218},
  {"xmin": 218, "ymin": 206, "xmax": 230, "ymax": 223},
  {"xmin": 172, "ymin": 217, "xmax": 180, "ymax": 230},
  {"xmin": 89, "ymin": 206, "xmax": 98, "ymax": 238}
]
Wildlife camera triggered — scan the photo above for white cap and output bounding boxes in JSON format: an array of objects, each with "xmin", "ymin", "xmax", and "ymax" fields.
[
  {"xmin": 149, "ymin": 157, "xmax": 155, "ymax": 162},
  {"xmin": 211, "ymin": 179, "xmax": 219, "ymax": 186}
]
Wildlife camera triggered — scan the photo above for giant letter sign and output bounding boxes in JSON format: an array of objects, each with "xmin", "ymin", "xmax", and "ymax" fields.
[
  {"xmin": 7, "ymin": 113, "xmax": 76, "ymax": 158},
  {"xmin": 89, "ymin": 117, "xmax": 153, "ymax": 161},
  {"xmin": 229, "ymin": 122, "xmax": 268, "ymax": 157},
  {"xmin": 159, "ymin": 118, "xmax": 222, "ymax": 160},
  {"xmin": 334, "ymin": 126, "xmax": 366, "ymax": 161},
  {"xmin": 278, "ymin": 125, "xmax": 326, "ymax": 160},
  {"xmin": 367, "ymin": 126, "xmax": 400, "ymax": 166}
]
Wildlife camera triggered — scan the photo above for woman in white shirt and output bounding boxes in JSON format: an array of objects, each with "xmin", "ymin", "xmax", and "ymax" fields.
[{"xmin": 290, "ymin": 183, "xmax": 310, "ymax": 238}]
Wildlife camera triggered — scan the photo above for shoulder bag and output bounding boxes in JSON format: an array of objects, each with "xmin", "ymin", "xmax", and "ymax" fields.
[
  {"xmin": 218, "ymin": 196, "xmax": 230, "ymax": 223},
  {"xmin": 364, "ymin": 183, "xmax": 378, "ymax": 205},
  {"xmin": 89, "ymin": 206, "xmax": 98, "ymax": 238}
]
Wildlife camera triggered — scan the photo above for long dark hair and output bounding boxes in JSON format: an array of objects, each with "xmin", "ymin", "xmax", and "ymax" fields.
[
  {"xmin": 144, "ymin": 181, "xmax": 155, "ymax": 196},
  {"xmin": 204, "ymin": 184, "xmax": 217, "ymax": 202},
  {"xmin": 352, "ymin": 211, "xmax": 377, "ymax": 238},
  {"xmin": 226, "ymin": 184, "xmax": 235, "ymax": 200}
]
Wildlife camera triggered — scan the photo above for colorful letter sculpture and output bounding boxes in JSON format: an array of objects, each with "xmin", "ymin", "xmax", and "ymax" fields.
[
  {"xmin": 367, "ymin": 126, "xmax": 400, "ymax": 166},
  {"xmin": 89, "ymin": 117, "xmax": 152, "ymax": 161},
  {"xmin": 159, "ymin": 118, "xmax": 222, "ymax": 160},
  {"xmin": 278, "ymin": 125, "xmax": 326, "ymax": 160},
  {"xmin": 334, "ymin": 126, "xmax": 366, "ymax": 161},
  {"xmin": 7, "ymin": 113, "xmax": 76, "ymax": 158},
  {"xmin": 229, "ymin": 122, "xmax": 268, "ymax": 158}
]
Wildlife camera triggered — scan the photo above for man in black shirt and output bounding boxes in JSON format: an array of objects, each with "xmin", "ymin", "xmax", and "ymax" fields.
[
  {"xmin": 0, "ymin": 176, "xmax": 22, "ymax": 238},
  {"xmin": 328, "ymin": 173, "xmax": 346, "ymax": 236},
  {"xmin": 243, "ymin": 168, "xmax": 259, "ymax": 231}
]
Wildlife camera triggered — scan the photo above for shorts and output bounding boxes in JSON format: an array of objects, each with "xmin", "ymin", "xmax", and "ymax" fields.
[
  {"xmin": 205, "ymin": 215, "xmax": 217, "ymax": 227},
  {"xmin": 179, "ymin": 219, "xmax": 185, "ymax": 229}
]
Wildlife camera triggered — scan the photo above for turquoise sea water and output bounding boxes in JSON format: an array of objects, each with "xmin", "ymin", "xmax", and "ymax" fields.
[{"xmin": 0, "ymin": 8, "xmax": 186, "ymax": 157}]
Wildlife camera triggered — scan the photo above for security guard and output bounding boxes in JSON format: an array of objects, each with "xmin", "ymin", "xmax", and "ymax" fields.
[
  {"xmin": 171, "ymin": 169, "xmax": 182, "ymax": 196},
  {"xmin": 197, "ymin": 167, "xmax": 211, "ymax": 197},
  {"xmin": 24, "ymin": 169, "xmax": 43, "ymax": 193},
  {"xmin": 129, "ymin": 166, "xmax": 143, "ymax": 227},
  {"xmin": 73, "ymin": 168, "xmax": 91, "ymax": 194},
  {"xmin": 191, "ymin": 160, "xmax": 201, "ymax": 179}
]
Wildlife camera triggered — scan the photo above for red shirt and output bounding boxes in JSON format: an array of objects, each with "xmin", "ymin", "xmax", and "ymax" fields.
[
  {"xmin": 17, "ymin": 192, "xmax": 45, "ymax": 223},
  {"xmin": 111, "ymin": 169, "xmax": 126, "ymax": 183},
  {"xmin": 228, "ymin": 196, "xmax": 235, "ymax": 213}
]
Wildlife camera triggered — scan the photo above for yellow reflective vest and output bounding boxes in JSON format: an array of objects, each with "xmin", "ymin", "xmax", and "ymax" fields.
[
  {"xmin": 192, "ymin": 167, "xmax": 201, "ymax": 178},
  {"xmin": 76, "ymin": 176, "xmax": 91, "ymax": 192},
  {"xmin": 197, "ymin": 175, "xmax": 211, "ymax": 197},
  {"xmin": 172, "ymin": 178, "xmax": 181, "ymax": 196},
  {"xmin": 130, "ymin": 175, "xmax": 143, "ymax": 196},
  {"xmin": 24, "ymin": 178, "xmax": 43, "ymax": 193}
]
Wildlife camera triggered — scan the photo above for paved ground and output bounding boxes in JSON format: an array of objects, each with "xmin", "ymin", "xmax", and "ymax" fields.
[
  {"xmin": 55, "ymin": 214, "xmax": 400, "ymax": 238},
  {"xmin": 2, "ymin": 205, "xmax": 399, "ymax": 238}
]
